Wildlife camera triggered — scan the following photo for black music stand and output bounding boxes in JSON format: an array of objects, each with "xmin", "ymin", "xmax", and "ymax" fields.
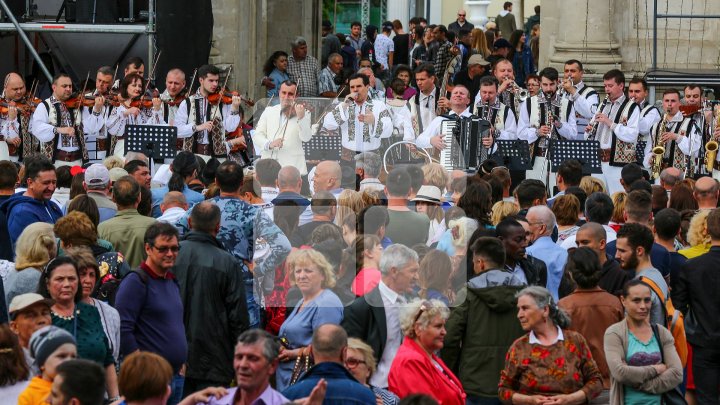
[
  {"xmin": 549, "ymin": 139, "xmax": 602, "ymax": 174},
  {"xmin": 125, "ymin": 125, "xmax": 177, "ymax": 174},
  {"xmin": 492, "ymin": 140, "xmax": 532, "ymax": 170},
  {"xmin": 636, "ymin": 140, "xmax": 647, "ymax": 166},
  {"xmin": 304, "ymin": 135, "xmax": 341, "ymax": 161}
]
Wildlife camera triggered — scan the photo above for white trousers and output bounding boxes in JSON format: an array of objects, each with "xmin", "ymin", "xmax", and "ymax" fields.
[
  {"xmin": 593, "ymin": 163, "xmax": 624, "ymax": 195},
  {"xmin": 526, "ymin": 156, "xmax": 557, "ymax": 194}
]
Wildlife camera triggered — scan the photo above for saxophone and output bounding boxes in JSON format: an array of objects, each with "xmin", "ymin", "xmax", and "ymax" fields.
[
  {"xmin": 704, "ymin": 104, "xmax": 720, "ymax": 172},
  {"xmin": 651, "ymin": 114, "xmax": 670, "ymax": 180}
]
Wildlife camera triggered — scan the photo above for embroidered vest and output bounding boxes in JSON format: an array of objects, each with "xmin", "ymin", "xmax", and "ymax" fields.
[
  {"xmin": 608, "ymin": 100, "xmax": 639, "ymax": 166},
  {"xmin": 182, "ymin": 95, "xmax": 227, "ymax": 157},
  {"xmin": 526, "ymin": 95, "xmax": 572, "ymax": 157},
  {"xmin": 575, "ymin": 85, "xmax": 598, "ymax": 125},
  {"xmin": 650, "ymin": 117, "xmax": 693, "ymax": 171},
  {"xmin": 41, "ymin": 99, "xmax": 88, "ymax": 162}
]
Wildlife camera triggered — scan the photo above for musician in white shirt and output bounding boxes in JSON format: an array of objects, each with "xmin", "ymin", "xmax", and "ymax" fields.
[
  {"xmin": 584, "ymin": 69, "xmax": 640, "ymax": 195},
  {"xmin": 561, "ymin": 59, "xmax": 599, "ymax": 139},
  {"xmin": 322, "ymin": 73, "xmax": 393, "ymax": 154},
  {"xmin": 474, "ymin": 77, "xmax": 517, "ymax": 141},
  {"xmin": 416, "ymin": 85, "xmax": 472, "ymax": 150},
  {"xmin": 628, "ymin": 77, "xmax": 661, "ymax": 141},
  {"xmin": 517, "ymin": 67, "xmax": 577, "ymax": 186}
]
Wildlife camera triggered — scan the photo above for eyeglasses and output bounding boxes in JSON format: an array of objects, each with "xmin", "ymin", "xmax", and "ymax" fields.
[
  {"xmin": 151, "ymin": 244, "xmax": 181, "ymax": 254},
  {"xmin": 345, "ymin": 358, "xmax": 367, "ymax": 368}
]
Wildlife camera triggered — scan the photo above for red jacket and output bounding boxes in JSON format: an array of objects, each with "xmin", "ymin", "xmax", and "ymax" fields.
[{"xmin": 388, "ymin": 338, "xmax": 466, "ymax": 405}]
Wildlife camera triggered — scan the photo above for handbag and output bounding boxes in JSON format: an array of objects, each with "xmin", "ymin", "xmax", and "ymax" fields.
[
  {"xmin": 289, "ymin": 346, "xmax": 314, "ymax": 386},
  {"xmin": 650, "ymin": 323, "xmax": 687, "ymax": 405}
]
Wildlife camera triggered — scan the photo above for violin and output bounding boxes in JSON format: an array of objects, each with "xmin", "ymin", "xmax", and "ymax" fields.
[
  {"xmin": 63, "ymin": 94, "xmax": 120, "ymax": 108},
  {"xmin": 164, "ymin": 89, "xmax": 187, "ymax": 107},
  {"xmin": 0, "ymin": 97, "xmax": 41, "ymax": 114},
  {"xmin": 208, "ymin": 88, "xmax": 255, "ymax": 107},
  {"xmin": 680, "ymin": 104, "xmax": 702, "ymax": 117},
  {"xmin": 129, "ymin": 88, "xmax": 160, "ymax": 109}
]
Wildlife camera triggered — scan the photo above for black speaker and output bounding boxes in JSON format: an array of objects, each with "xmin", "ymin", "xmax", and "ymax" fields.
[
  {"xmin": 75, "ymin": 0, "xmax": 118, "ymax": 23},
  {"xmin": 1, "ymin": 0, "xmax": 24, "ymax": 21}
]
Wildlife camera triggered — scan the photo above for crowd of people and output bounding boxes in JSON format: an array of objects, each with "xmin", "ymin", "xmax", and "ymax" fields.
[{"xmin": 0, "ymin": 6, "xmax": 718, "ymax": 405}]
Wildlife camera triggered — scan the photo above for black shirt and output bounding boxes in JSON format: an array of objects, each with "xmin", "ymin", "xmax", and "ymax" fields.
[{"xmin": 393, "ymin": 34, "xmax": 410, "ymax": 66}]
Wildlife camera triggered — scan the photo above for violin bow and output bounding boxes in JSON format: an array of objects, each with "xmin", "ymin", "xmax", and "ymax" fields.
[
  {"xmin": 186, "ymin": 68, "xmax": 198, "ymax": 100},
  {"xmin": 141, "ymin": 50, "xmax": 162, "ymax": 104}
]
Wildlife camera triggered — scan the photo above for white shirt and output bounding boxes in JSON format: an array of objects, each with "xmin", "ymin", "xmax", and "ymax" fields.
[
  {"xmin": 261, "ymin": 187, "xmax": 280, "ymax": 204},
  {"xmin": 157, "ymin": 206, "xmax": 188, "ymax": 225},
  {"xmin": 322, "ymin": 98, "xmax": 393, "ymax": 152},
  {"xmin": 31, "ymin": 98, "xmax": 104, "ymax": 153},
  {"xmin": 370, "ymin": 280, "xmax": 406, "ymax": 388},
  {"xmin": 560, "ymin": 224, "xmax": 617, "ymax": 250},
  {"xmin": 415, "ymin": 108, "xmax": 471, "ymax": 149},
  {"xmin": 517, "ymin": 97, "xmax": 578, "ymax": 143},
  {"xmin": 374, "ymin": 34, "xmax": 395, "ymax": 69},
  {"xmin": 637, "ymin": 101, "xmax": 662, "ymax": 139},
  {"xmin": 643, "ymin": 111, "xmax": 701, "ymax": 168},
  {"xmin": 174, "ymin": 93, "xmax": 242, "ymax": 144},
  {"xmin": 588, "ymin": 95, "xmax": 640, "ymax": 149},
  {"xmin": 570, "ymin": 81, "xmax": 599, "ymax": 128},
  {"xmin": 418, "ymin": 91, "xmax": 437, "ymax": 132},
  {"xmin": 529, "ymin": 325, "xmax": 565, "ymax": 345}
]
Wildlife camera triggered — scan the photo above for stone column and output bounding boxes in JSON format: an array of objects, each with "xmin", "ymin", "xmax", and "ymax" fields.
[
  {"xmin": 546, "ymin": 0, "xmax": 622, "ymax": 76},
  {"xmin": 387, "ymin": 0, "xmax": 410, "ymax": 26}
]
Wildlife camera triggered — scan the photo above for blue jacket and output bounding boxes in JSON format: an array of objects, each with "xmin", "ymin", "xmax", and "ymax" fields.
[
  {"xmin": 282, "ymin": 362, "xmax": 376, "ymax": 405},
  {"xmin": 0, "ymin": 192, "xmax": 63, "ymax": 246},
  {"xmin": 151, "ymin": 185, "xmax": 204, "ymax": 218}
]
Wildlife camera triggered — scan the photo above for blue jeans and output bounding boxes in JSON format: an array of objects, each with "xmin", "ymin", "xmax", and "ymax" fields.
[{"xmin": 167, "ymin": 373, "xmax": 185, "ymax": 405}]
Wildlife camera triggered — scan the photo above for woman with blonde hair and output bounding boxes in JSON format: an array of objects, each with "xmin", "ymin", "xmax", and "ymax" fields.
[
  {"xmin": 609, "ymin": 191, "xmax": 627, "ymax": 232},
  {"xmin": 678, "ymin": 209, "xmax": 712, "ymax": 259},
  {"xmin": 579, "ymin": 176, "xmax": 607, "ymax": 197},
  {"xmin": 422, "ymin": 163, "xmax": 449, "ymax": 195},
  {"xmin": 335, "ymin": 189, "xmax": 364, "ymax": 228},
  {"xmin": 346, "ymin": 338, "xmax": 400, "ymax": 405},
  {"xmin": 491, "ymin": 201, "xmax": 520, "ymax": 226},
  {"xmin": 276, "ymin": 248, "xmax": 343, "ymax": 390},
  {"xmin": 471, "ymin": 28, "xmax": 492, "ymax": 58},
  {"xmin": 4, "ymin": 223, "xmax": 56, "ymax": 305}
]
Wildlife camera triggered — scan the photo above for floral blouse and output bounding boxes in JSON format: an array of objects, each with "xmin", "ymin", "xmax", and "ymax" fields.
[{"xmin": 498, "ymin": 329, "xmax": 603, "ymax": 404}]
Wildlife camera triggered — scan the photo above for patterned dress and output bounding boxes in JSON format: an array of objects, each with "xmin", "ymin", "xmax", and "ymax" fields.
[{"xmin": 498, "ymin": 329, "xmax": 603, "ymax": 404}]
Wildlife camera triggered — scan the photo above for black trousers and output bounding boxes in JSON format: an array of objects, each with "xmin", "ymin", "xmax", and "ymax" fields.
[{"xmin": 692, "ymin": 345, "xmax": 720, "ymax": 405}]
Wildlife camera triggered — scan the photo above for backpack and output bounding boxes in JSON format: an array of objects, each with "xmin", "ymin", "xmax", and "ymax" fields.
[{"xmin": 640, "ymin": 276, "xmax": 688, "ymax": 367}]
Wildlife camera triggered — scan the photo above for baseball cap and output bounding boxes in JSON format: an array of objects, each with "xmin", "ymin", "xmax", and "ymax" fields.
[
  {"xmin": 84, "ymin": 163, "xmax": 110, "ymax": 187},
  {"xmin": 9, "ymin": 293, "xmax": 54, "ymax": 318},
  {"xmin": 109, "ymin": 167, "xmax": 129, "ymax": 182},
  {"xmin": 468, "ymin": 54, "xmax": 491, "ymax": 66},
  {"xmin": 493, "ymin": 38, "xmax": 512, "ymax": 49}
]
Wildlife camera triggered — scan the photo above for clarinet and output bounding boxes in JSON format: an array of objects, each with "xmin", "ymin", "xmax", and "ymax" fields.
[{"xmin": 587, "ymin": 95, "xmax": 610, "ymax": 141}]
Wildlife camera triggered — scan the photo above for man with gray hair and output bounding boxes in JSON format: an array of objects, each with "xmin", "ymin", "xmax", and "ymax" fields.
[
  {"xmin": 357, "ymin": 67, "xmax": 384, "ymax": 99},
  {"xmin": 283, "ymin": 324, "xmax": 376, "ymax": 404},
  {"xmin": 355, "ymin": 151, "xmax": 384, "ymax": 192},
  {"xmin": 319, "ymin": 53, "xmax": 344, "ymax": 98},
  {"xmin": 82, "ymin": 163, "xmax": 117, "ymax": 222},
  {"xmin": 205, "ymin": 329, "xmax": 288, "ymax": 404},
  {"xmin": 659, "ymin": 167, "xmax": 681, "ymax": 194},
  {"xmin": 287, "ymin": 37, "xmax": 320, "ymax": 97},
  {"xmin": 342, "ymin": 244, "xmax": 419, "ymax": 389},
  {"xmin": 526, "ymin": 205, "xmax": 568, "ymax": 301}
]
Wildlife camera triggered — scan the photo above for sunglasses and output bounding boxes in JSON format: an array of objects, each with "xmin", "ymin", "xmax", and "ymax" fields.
[{"xmin": 151, "ymin": 244, "xmax": 181, "ymax": 254}]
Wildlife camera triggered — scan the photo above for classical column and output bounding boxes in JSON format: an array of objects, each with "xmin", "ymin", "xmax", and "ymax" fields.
[
  {"xmin": 387, "ymin": 0, "xmax": 410, "ymax": 26},
  {"xmin": 547, "ymin": 0, "xmax": 622, "ymax": 75}
]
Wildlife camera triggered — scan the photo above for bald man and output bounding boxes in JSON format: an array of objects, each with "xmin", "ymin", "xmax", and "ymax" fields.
[
  {"xmin": 312, "ymin": 160, "xmax": 342, "ymax": 196},
  {"xmin": 160, "ymin": 68, "xmax": 187, "ymax": 126},
  {"xmin": 694, "ymin": 176, "xmax": 719, "ymax": 209},
  {"xmin": 274, "ymin": 165, "xmax": 313, "ymax": 225},
  {"xmin": 574, "ymin": 222, "xmax": 630, "ymax": 295},
  {"xmin": 1, "ymin": 73, "xmax": 29, "ymax": 161},
  {"xmin": 526, "ymin": 205, "xmax": 568, "ymax": 301},
  {"xmin": 158, "ymin": 191, "xmax": 189, "ymax": 225}
]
